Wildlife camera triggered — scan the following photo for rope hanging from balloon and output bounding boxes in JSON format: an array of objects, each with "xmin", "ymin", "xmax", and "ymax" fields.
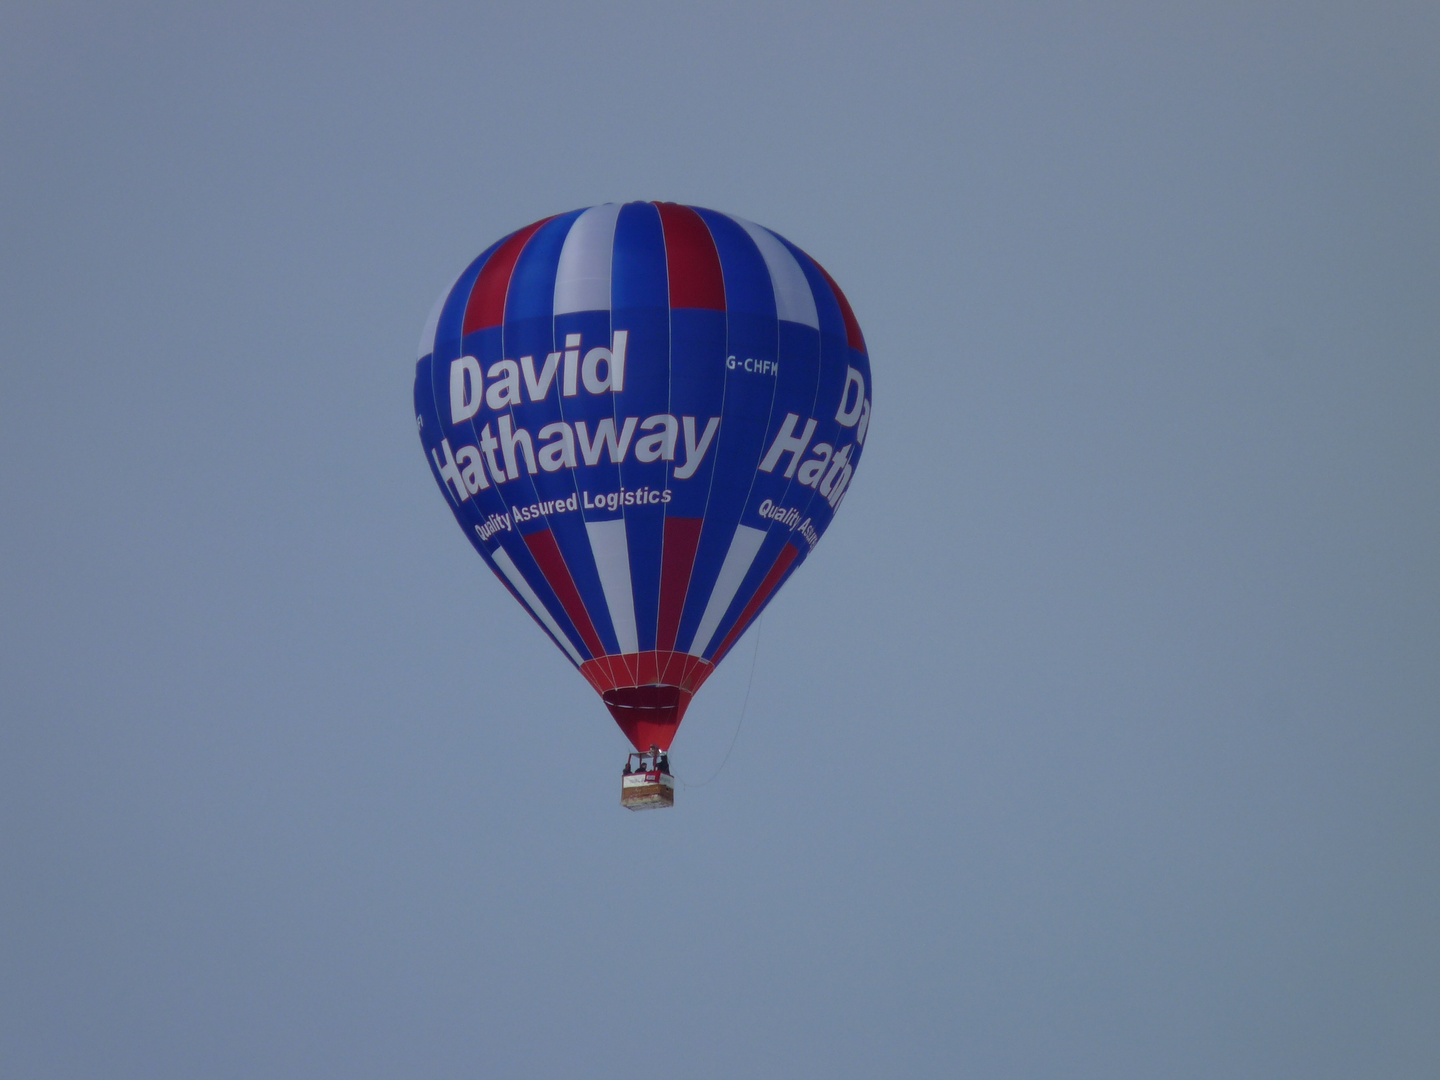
[{"xmin": 679, "ymin": 614, "xmax": 764, "ymax": 790}]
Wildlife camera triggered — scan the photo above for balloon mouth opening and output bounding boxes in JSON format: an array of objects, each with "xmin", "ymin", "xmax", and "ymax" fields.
[{"xmin": 603, "ymin": 685, "xmax": 690, "ymax": 752}]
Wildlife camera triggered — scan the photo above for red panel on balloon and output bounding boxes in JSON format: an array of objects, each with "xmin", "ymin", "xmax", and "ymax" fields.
[
  {"xmin": 657, "ymin": 203, "xmax": 726, "ymax": 311},
  {"xmin": 656, "ymin": 517, "xmax": 703, "ymax": 652},
  {"xmin": 815, "ymin": 261, "xmax": 866, "ymax": 353},
  {"xmin": 523, "ymin": 528, "xmax": 605, "ymax": 658},
  {"xmin": 463, "ymin": 217, "xmax": 553, "ymax": 335}
]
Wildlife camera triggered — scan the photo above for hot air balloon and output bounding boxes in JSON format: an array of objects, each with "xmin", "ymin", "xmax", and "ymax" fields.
[{"xmin": 414, "ymin": 203, "xmax": 871, "ymax": 808}]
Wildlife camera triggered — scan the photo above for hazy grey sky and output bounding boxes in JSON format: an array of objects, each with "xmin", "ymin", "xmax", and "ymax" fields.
[{"xmin": 3, "ymin": 3, "xmax": 1437, "ymax": 1077}]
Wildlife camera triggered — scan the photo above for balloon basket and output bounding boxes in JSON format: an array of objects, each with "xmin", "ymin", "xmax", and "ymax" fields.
[{"xmin": 621, "ymin": 749, "xmax": 675, "ymax": 811}]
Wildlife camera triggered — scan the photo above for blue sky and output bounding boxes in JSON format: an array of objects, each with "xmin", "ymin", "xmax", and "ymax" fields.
[{"xmin": 2, "ymin": 3, "xmax": 1437, "ymax": 1077}]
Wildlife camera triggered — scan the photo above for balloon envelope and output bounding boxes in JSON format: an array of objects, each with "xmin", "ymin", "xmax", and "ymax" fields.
[{"xmin": 415, "ymin": 203, "xmax": 871, "ymax": 751}]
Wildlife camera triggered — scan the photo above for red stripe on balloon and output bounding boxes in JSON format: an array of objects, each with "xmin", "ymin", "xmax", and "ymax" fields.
[
  {"xmin": 613, "ymin": 650, "xmax": 639, "ymax": 687},
  {"xmin": 579, "ymin": 651, "xmax": 714, "ymax": 695},
  {"xmin": 656, "ymin": 203, "xmax": 726, "ymax": 311},
  {"xmin": 655, "ymin": 516, "xmax": 703, "ymax": 652},
  {"xmin": 594, "ymin": 653, "xmax": 624, "ymax": 687},
  {"xmin": 710, "ymin": 542, "xmax": 800, "ymax": 664},
  {"xmin": 522, "ymin": 528, "xmax": 606, "ymax": 658},
  {"xmin": 658, "ymin": 650, "xmax": 688, "ymax": 687},
  {"xmin": 580, "ymin": 665, "xmax": 608, "ymax": 695},
  {"xmin": 814, "ymin": 261, "xmax": 866, "ymax": 354},
  {"xmin": 463, "ymin": 217, "xmax": 553, "ymax": 335}
]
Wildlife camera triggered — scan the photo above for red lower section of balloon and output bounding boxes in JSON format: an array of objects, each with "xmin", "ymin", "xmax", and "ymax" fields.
[
  {"xmin": 580, "ymin": 650, "xmax": 715, "ymax": 752},
  {"xmin": 603, "ymin": 685, "xmax": 691, "ymax": 752}
]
